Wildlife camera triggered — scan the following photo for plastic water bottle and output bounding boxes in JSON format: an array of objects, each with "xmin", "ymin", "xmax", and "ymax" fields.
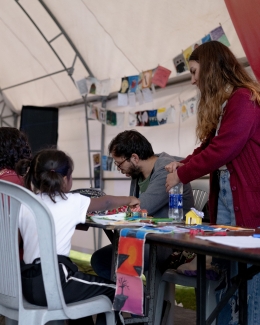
[{"xmin": 168, "ymin": 183, "xmax": 183, "ymax": 222}]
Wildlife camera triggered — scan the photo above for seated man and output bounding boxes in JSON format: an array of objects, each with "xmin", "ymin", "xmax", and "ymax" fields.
[{"xmin": 91, "ymin": 130, "xmax": 194, "ymax": 280}]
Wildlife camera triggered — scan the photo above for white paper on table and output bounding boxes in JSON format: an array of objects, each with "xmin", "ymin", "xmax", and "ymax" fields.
[{"xmin": 196, "ymin": 236, "xmax": 260, "ymax": 248}]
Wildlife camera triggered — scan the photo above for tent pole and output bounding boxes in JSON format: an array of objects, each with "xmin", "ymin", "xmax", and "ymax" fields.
[
  {"xmin": 84, "ymin": 96, "xmax": 93, "ymax": 189},
  {"xmin": 39, "ymin": 0, "xmax": 94, "ymax": 78}
]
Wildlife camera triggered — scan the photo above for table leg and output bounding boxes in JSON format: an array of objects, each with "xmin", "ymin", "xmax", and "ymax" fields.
[
  {"xmin": 238, "ymin": 262, "xmax": 247, "ymax": 325},
  {"xmin": 146, "ymin": 243, "xmax": 158, "ymax": 325},
  {"xmin": 111, "ymin": 230, "xmax": 120, "ymax": 282},
  {"xmin": 197, "ymin": 254, "xmax": 206, "ymax": 325}
]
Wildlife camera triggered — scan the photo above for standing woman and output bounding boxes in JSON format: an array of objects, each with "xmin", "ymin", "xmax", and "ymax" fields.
[{"xmin": 165, "ymin": 41, "xmax": 260, "ymax": 324}]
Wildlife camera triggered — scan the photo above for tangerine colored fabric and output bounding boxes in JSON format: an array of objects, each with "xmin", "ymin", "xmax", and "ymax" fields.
[{"xmin": 225, "ymin": 0, "xmax": 260, "ymax": 81}]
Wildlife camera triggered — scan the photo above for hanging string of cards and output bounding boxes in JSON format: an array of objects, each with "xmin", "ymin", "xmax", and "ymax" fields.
[
  {"xmin": 77, "ymin": 25, "xmax": 229, "ymax": 127},
  {"xmin": 87, "ymin": 95, "xmax": 198, "ymax": 127}
]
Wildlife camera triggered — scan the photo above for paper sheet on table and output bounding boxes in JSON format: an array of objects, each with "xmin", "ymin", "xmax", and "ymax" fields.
[{"xmin": 196, "ymin": 236, "xmax": 260, "ymax": 248}]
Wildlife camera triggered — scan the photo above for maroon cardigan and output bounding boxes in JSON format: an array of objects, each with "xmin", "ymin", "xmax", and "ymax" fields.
[{"xmin": 177, "ymin": 88, "xmax": 260, "ymax": 228}]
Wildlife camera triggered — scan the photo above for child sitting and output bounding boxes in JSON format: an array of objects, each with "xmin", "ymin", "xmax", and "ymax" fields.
[{"xmin": 16, "ymin": 148, "xmax": 140, "ymax": 325}]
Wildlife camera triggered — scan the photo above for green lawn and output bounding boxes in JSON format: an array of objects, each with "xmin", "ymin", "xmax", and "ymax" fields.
[{"xmin": 175, "ymin": 285, "xmax": 196, "ymax": 310}]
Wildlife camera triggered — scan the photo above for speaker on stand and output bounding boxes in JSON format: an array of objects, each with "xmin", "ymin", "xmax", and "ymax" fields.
[{"xmin": 20, "ymin": 106, "xmax": 59, "ymax": 155}]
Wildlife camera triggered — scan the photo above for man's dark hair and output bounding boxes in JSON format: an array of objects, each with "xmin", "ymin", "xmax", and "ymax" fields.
[{"xmin": 108, "ymin": 130, "xmax": 154, "ymax": 160}]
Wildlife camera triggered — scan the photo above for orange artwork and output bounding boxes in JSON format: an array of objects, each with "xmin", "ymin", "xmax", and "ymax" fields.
[{"xmin": 117, "ymin": 236, "xmax": 144, "ymax": 277}]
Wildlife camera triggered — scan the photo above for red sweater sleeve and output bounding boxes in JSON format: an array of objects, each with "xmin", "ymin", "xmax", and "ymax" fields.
[{"xmin": 178, "ymin": 88, "xmax": 259, "ymax": 183}]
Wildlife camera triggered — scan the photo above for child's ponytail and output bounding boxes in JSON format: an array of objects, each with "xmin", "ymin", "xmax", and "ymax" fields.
[{"xmin": 22, "ymin": 149, "xmax": 74, "ymax": 203}]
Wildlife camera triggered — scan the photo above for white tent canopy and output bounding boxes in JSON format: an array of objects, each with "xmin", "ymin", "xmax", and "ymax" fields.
[{"xmin": 1, "ymin": 0, "xmax": 246, "ymax": 112}]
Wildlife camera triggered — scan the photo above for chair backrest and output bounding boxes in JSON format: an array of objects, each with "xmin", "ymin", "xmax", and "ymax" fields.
[
  {"xmin": 190, "ymin": 179, "xmax": 209, "ymax": 212},
  {"xmin": 0, "ymin": 180, "xmax": 66, "ymax": 314},
  {"xmin": 70, "ymin": 188, "xmax": 106, "ymax": 198}
]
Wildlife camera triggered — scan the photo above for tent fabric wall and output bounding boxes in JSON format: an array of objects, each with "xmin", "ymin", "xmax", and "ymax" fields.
[
  {"xmin": 0, "ymin": 0, "xmax": 247, "ymax": 112},
  {"xmin": 225, "ymin": 0, "xmax": 260, "ymax": 81}
]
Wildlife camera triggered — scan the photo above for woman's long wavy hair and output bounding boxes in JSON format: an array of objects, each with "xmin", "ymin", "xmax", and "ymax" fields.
[
  {"xmin": 189, "ymin": 41, "xmax": 260, "ymax": 142},
  {"xmin": 0, "ymin": 127, "xmax": 31, "ymax": 171},
  {"xmin": 16, "ymin": 149, "xmax": 74, "ymax": 203}
]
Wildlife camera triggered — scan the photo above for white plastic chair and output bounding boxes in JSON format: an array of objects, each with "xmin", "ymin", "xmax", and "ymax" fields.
[
  {"xmin": 0, "ymin": 180, "xmax": 115, "ymax": 325},
  {"xmin": 154, "ymin": 268, "xmax": 219, "ymax": 325},
  {"xmin": 190, "ymin": 179, "xmax": 209, "ymax": 212}
]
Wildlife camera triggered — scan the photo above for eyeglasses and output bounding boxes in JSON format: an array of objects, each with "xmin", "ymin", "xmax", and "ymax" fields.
[{"xmin": 114, "ymin": 157, "xmax": 128, "ymax": 170}]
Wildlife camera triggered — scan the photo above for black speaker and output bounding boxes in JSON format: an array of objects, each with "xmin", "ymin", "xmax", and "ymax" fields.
[{"xmin": 20, "ymin": 106, "xmax": 58, "ymax": 155}]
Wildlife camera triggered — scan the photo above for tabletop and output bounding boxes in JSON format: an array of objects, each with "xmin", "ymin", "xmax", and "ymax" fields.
[
  {"xmin": 77, "ymin": 220, "xmax": 260, "ymax": 325},
  {"xmin": 145, "ymin": 230, "xmax": 260, "ymax": 266}
]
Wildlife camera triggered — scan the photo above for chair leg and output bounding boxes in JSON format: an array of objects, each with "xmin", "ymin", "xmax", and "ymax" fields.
[
  {"xmin": 161, "ymin": 300, "xmax": 171, "ymax": 325},
  {"xmin": 164, "ymin": 283, "xmax": 176, "ymax": 325},
  {"xmin": 154, "ymin": 280, "xmax": 166, "ymax": 325},
  {"xmin": 205, "ymin": 281, "xmax": 218, "ymax": 325},
  {"xmin": 153, "ymin": 281, "xmax": 176, "ymax": 325},
  {"xmin": 104, "ymin": 311, "xmax": 115, "ymax": 325}
]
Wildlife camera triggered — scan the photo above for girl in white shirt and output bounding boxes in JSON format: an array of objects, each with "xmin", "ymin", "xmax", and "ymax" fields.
[{"xmin": 16, "ymin": 148, "xmax": 140, "ymax": 325}]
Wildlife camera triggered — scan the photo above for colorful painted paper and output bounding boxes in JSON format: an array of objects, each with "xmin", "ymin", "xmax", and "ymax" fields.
[
  {"xmin": 151, "ymin": 65, "xmax": 171, "ymax": 88},
  {"xmin": 113, "ymin": 227, "xmax": 172, "ymax": 315},
  {"xmin": 86, "ymin": 77, "xmax": 98, "ymax": 95},
  {"xmin": 202, "ymin": 34, "xmax": 211, "ymax": 43},
  {"xmin": 173, "ymin": 53, "xmax": 188, "ymax": 74},
  {"xmin": 128, "ymin": 75, "xmax": 139, "ymax": 92},
  {"xmin": 141, "ymin": 70, "xmax": 153, "ymax": 89},
  {"xmin": 157, "ymin": 106, "xmax": 175, "ymax": 124},
  {"xmin": 210, "ymin": 25, "xmax": 230, "ymax": 47},
  {"xmin": 119, "ymin": 77, "xmax": 129, "ymax": 94},
  {"xmin": 183, "ymin": 46, "xmax": 193, "ymax": 68},
  {"xmin": 106, "ymin": 110, "xmax": 117, "ymax": 126}
]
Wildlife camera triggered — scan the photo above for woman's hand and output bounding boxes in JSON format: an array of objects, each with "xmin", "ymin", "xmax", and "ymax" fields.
[
  {"xmin": 165, "ymin": 171, "xmax": 180, "ymax": 192},
  {"xmin": 165, "ymin": 161, "xmax": 183, "ymax": 173},
  {"xmin": 128, "ymin": 196, "xmax": 140, "ymax": 208}
]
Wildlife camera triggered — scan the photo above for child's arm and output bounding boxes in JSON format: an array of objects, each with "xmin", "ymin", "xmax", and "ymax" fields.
[{"xmin": 87, "ymin": 195, "xmax": 140, "ymax": 213}]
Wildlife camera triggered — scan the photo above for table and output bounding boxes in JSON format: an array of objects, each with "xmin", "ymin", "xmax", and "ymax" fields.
[
  {"xmin": 145, "ymin": 230, "xmax": 260, "ymax": 325},
  {"xmin": 77, "ymin": 221, "xmax": 260, "ymax": 325}
]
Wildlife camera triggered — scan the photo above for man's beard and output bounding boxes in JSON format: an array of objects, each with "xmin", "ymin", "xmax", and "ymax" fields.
[{"xmin": 128, "ymin": 163, "xmax": 141, "ymax": 179}]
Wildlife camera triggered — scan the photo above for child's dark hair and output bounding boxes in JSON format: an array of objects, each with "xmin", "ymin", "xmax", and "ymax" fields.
[{"xmin": 16, "ymin": 149, "xmax": 74, "ymax": 203}]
